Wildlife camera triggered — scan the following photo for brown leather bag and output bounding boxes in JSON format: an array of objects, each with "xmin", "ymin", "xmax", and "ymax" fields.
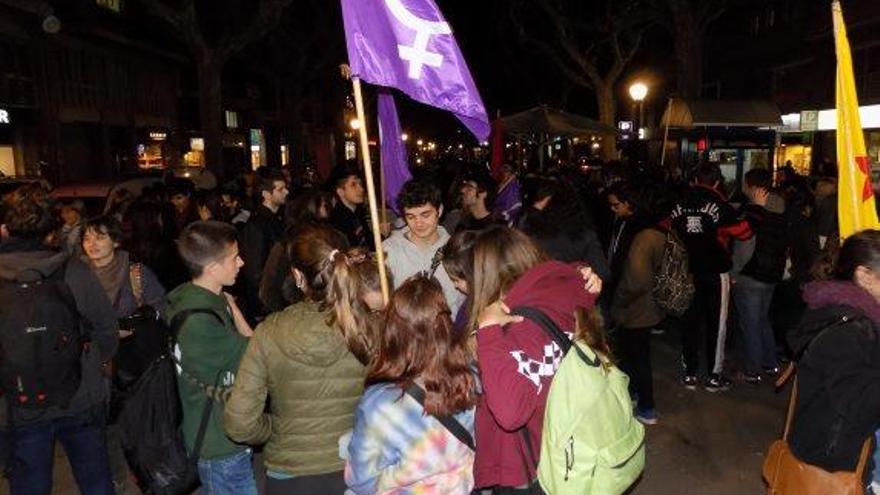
[{"xmin": 763, "ymin": 377, "xmax": 873, "ymax": 495}]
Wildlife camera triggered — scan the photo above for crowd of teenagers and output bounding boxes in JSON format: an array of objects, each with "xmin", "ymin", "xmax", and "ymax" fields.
[{"xmin": 1, "ymin": 156, "xmax": 879, "ymax": 495}]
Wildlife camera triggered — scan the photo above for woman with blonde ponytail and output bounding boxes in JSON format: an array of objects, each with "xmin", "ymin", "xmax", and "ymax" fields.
[
  {"xmin": 224, "ymin": 224, "xmax": 382, "ymax": 494},
  {"xmin": 326, "ymin": 247, "xmax": 384, "ymax": 365}
]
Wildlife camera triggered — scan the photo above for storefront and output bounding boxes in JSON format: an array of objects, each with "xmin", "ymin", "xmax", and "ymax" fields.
[
  {"xmin": 660, "ymin": 99, "xmax": 783, "ymax": 185},
  {"xmin": 137, "ymin": 129, "xmax": 169, "ymax": 170},
  {"xmin": 0, "ymin": 106, "xmax": 33, "ymax": 177},
  {"xmin": 778, "ymin": 104, "xmax": 880, "ymax": 175},
  {"xmin": 250, "ymin": 128, "xmax": 266, "ymax": 169},
  {"xmin": 0, "ymin": 107, "xmax": 15, "ymax": 176},
  {"xmin": 184, "ymin": 137, "xmax": 205, "ymax": 167}
]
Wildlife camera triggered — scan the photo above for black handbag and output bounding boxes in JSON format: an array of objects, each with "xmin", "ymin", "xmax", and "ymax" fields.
[{"xmin": 113, "ymin": 264, "xmax": 170, "ymax": 392}]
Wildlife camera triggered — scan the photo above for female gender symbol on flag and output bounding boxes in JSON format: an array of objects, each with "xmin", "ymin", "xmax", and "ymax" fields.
[
  {"xmin": 384, "ymin": 0, "xmax": 452, "ymax": 80},
  {"xmin": 341, "ymin": 0, "xmax": 490, "ymax": 141}
]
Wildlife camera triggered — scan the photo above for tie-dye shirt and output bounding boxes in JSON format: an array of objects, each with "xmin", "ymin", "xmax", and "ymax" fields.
[{"xmin": 345, "ymin": 383, "xmax": 475, "ymax": 494}]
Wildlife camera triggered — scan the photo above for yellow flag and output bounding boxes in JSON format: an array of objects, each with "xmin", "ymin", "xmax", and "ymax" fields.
[{"xmin": 834, "ymin": 0, "xmax": 880, "ymax": 239}]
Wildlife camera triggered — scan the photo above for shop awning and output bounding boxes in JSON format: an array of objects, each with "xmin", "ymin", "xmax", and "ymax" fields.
[
  {"xmin": 661, "ymin": 98, "xmax": 783, "ymax": 128},
  {"xmin": 499, "ymin": 105, "xmax": 618, "ymax": 137}
]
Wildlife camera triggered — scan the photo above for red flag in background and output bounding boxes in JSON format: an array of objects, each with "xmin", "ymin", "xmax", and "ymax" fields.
[{"xmin": 490, "ymin": 113, "xmax": 504, "ymax": 179}]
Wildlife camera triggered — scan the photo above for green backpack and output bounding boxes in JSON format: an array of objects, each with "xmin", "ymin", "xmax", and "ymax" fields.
[{"xmin": 512, "ymin": 307, "xmax": 645, "ymax": 495}]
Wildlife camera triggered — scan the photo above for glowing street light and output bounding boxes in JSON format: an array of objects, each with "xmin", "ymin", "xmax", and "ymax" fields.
[
  {"xmin": 628, "ymin": 82, "xmax": 648, "ymax": 141},
  {"xmin": 349, "ymin": 118, "xmax": 361, "ymax": 130},
  {"xmin": 417, "ymin": 139, "xmax": 424, "ymax": 146},
  {"xmin": 629, "ymin": 82, "xmax": 648, "ymax": 102},
  {"xmin": 401, "ymin": 133, "xmax": 409, "ymax": 142}
]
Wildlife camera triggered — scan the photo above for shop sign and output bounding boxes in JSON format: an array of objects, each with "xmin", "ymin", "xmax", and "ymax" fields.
[
  {"xmin": 149, "ymin": 131, "xmax": 167, "ymax": 141},
  {"xmin": 800, "ymin": 110, "xmax": 819, "ymax": 132},
  {"xmin": 0, "ymin": 109, "xmax": 9, "ymax": 125},
  {"xmin": 618, "ymin": 121, "xmax": 633, "ymax": 141}
]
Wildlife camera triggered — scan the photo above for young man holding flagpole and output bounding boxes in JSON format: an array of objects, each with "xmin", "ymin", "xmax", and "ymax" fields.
[{"xmin": 339, "ymin": 0, "xmax": 491, "ymax": 307}]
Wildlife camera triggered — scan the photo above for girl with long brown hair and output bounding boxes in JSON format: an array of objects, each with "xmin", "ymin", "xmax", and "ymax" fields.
[
  {"xmin": 439, "ymin": 229, "xmax": 478, "ymax": 334},
  {"xmin": 468, "ymin": 225, "xmax": 604, "ymax": 492},
  {"xmin": 225, "ymin": 224, "xmax": 382, "ymax": 494},
  {"xmin": 345, "ymin": 275, "xmax": 478, "ymax": 494}
]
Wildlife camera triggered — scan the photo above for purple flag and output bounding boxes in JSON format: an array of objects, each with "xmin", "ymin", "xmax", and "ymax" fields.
[
  {"xmin": 378, "ymin": 90, "xmax": 412, "ymax": 213},
  {"xmin": 341, "ymin": 0, "xmax": 490, "ymax": 141}
]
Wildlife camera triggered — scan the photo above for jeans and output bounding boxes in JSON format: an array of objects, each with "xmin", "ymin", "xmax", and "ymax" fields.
[
  {"xmin": 7, "ymin": 406, "xmax": 114, "ymax": 495},
  {"xmin": 197, "ymin": 448, "xmax": 258, "ymax": 495},
  {"xmin": 732, "ymin": 275, "xmax": 778, "ymax": 375}
]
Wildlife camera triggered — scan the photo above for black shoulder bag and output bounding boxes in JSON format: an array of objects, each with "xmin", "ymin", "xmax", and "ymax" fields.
[{"xmin": 404, "ymin": 383, "xmax": 475, "ymax": 451}]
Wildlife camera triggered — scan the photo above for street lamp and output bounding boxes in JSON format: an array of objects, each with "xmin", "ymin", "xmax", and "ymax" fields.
[
  {"xmin": 401, "ymin": 133, "xmax": 409, "ymax": 142},
  {"xmin": 349, "ymin": 118, "xmax": 361, "ymax": 130},
  {"xmin": 628, "ymin": 82, "xmax": 648, "ymax": 140},
  {"xmin": 629, "ymin": 82, "xmax": 648, "ymax": 102}
]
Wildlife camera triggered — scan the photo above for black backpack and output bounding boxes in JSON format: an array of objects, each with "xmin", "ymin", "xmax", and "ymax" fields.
[
  {"xmin": 651, "ymin": 227, "xmax": 695, "ymax": 317},
  {"xmin": 117, "ymin": 308, "xmax": 223, "ymax": 495},
  {"xmin": 0, "ymin": 267, "xmax": 83, "ymax": 411}
]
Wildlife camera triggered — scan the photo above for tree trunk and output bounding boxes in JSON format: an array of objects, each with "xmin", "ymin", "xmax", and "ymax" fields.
[
  {"xmin": 197, "ymin": 58, "xmax": 225, "ymax": 180},
  {"xmin": 670, "ymin": 1, "xmax": 703, "ymax": 99},
  {"xmin": 596, "ymin": 83, "xmax": 618, "ymax": 161},
  {"xmin": 265, "ymin": 124, "xmax": 281, "ymax": 168},
  {"xmin": 283, "ymin": 81, "xmax": 306, "ymax": 168}
]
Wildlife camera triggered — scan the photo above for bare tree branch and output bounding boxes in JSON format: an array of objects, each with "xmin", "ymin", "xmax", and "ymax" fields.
[
  {"xmin": 517, "ymin": 0, "xmax": 650, "ymax": 92},
  {"xmin": 217, "ymin": 0, "xmax": 296, "ymax": 62},
  {"xmin": 524, "ymin": 36, "xmax": 596, "ymax": 89},
  {"xmin": 697, "ymin": 0, "xmax": 728, "ymax": 34},
  {"xmin": 532, "ymin": 1, "xmax": 600, "ymax": 81},
  {"xmin": 510, "ymin": 1, "xmax": 595, "ymax": 88}
]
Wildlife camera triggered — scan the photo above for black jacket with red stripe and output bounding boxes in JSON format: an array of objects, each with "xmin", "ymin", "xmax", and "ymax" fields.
[{"xmin": 670, "ymin": 185, "xmax": 752, "ymax": 275}]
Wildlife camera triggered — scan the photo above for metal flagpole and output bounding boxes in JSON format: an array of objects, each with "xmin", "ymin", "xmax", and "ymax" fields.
[
  {"xmin": 660, "ymin": 97, "xmax": 674, "ymax": 168},
  {"xmin": 351, "ymin": 76, "xmax": 391, "ymax": 304}
]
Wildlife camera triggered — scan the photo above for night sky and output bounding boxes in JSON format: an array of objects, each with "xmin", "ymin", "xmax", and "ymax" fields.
[{"xmin": 388, "ymin": 0, "xmax": 677, "ymax": 142}]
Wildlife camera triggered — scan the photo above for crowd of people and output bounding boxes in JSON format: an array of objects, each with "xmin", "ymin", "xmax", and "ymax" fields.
[{"xmin": 1, "ymin": 155, "xmax": 879, "ymax": 494}]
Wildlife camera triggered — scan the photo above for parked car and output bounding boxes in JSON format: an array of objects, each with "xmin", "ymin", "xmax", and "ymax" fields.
[
  {"xmin": 166, "ymin": 166, "xmax": 217, "ymax": 190},
  {"xmin": 0, "ymin": 176, "xmax": 52, "ymax": 197},
  {"xmin": 51, "ymin": 176, "xmax": 162, "ymax": 216}
]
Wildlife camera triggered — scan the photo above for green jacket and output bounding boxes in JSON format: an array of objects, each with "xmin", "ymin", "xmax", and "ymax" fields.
[
  {"xmin": 611, "ymin": 228, "xmax": 667, "ymax": 330},
  {"xmin": 225, "ymin": 301, "xmax": 366, "ymax": 476},
  {"xmin": 166, "ymin": 283, "xmax": 249, "ymax": 460}
]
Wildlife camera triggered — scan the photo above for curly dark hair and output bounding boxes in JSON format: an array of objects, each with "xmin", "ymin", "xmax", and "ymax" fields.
[
  {"xmin": 82, "ymin": 216, "xmax": 123, "ymax": 244},
  {"xmin": 396, "ymin": 179, "xmax": 442, "ymax": 212},
  {"xmin": 3, "ymin": 184, "xmax": 54, "ymax": 240}
]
